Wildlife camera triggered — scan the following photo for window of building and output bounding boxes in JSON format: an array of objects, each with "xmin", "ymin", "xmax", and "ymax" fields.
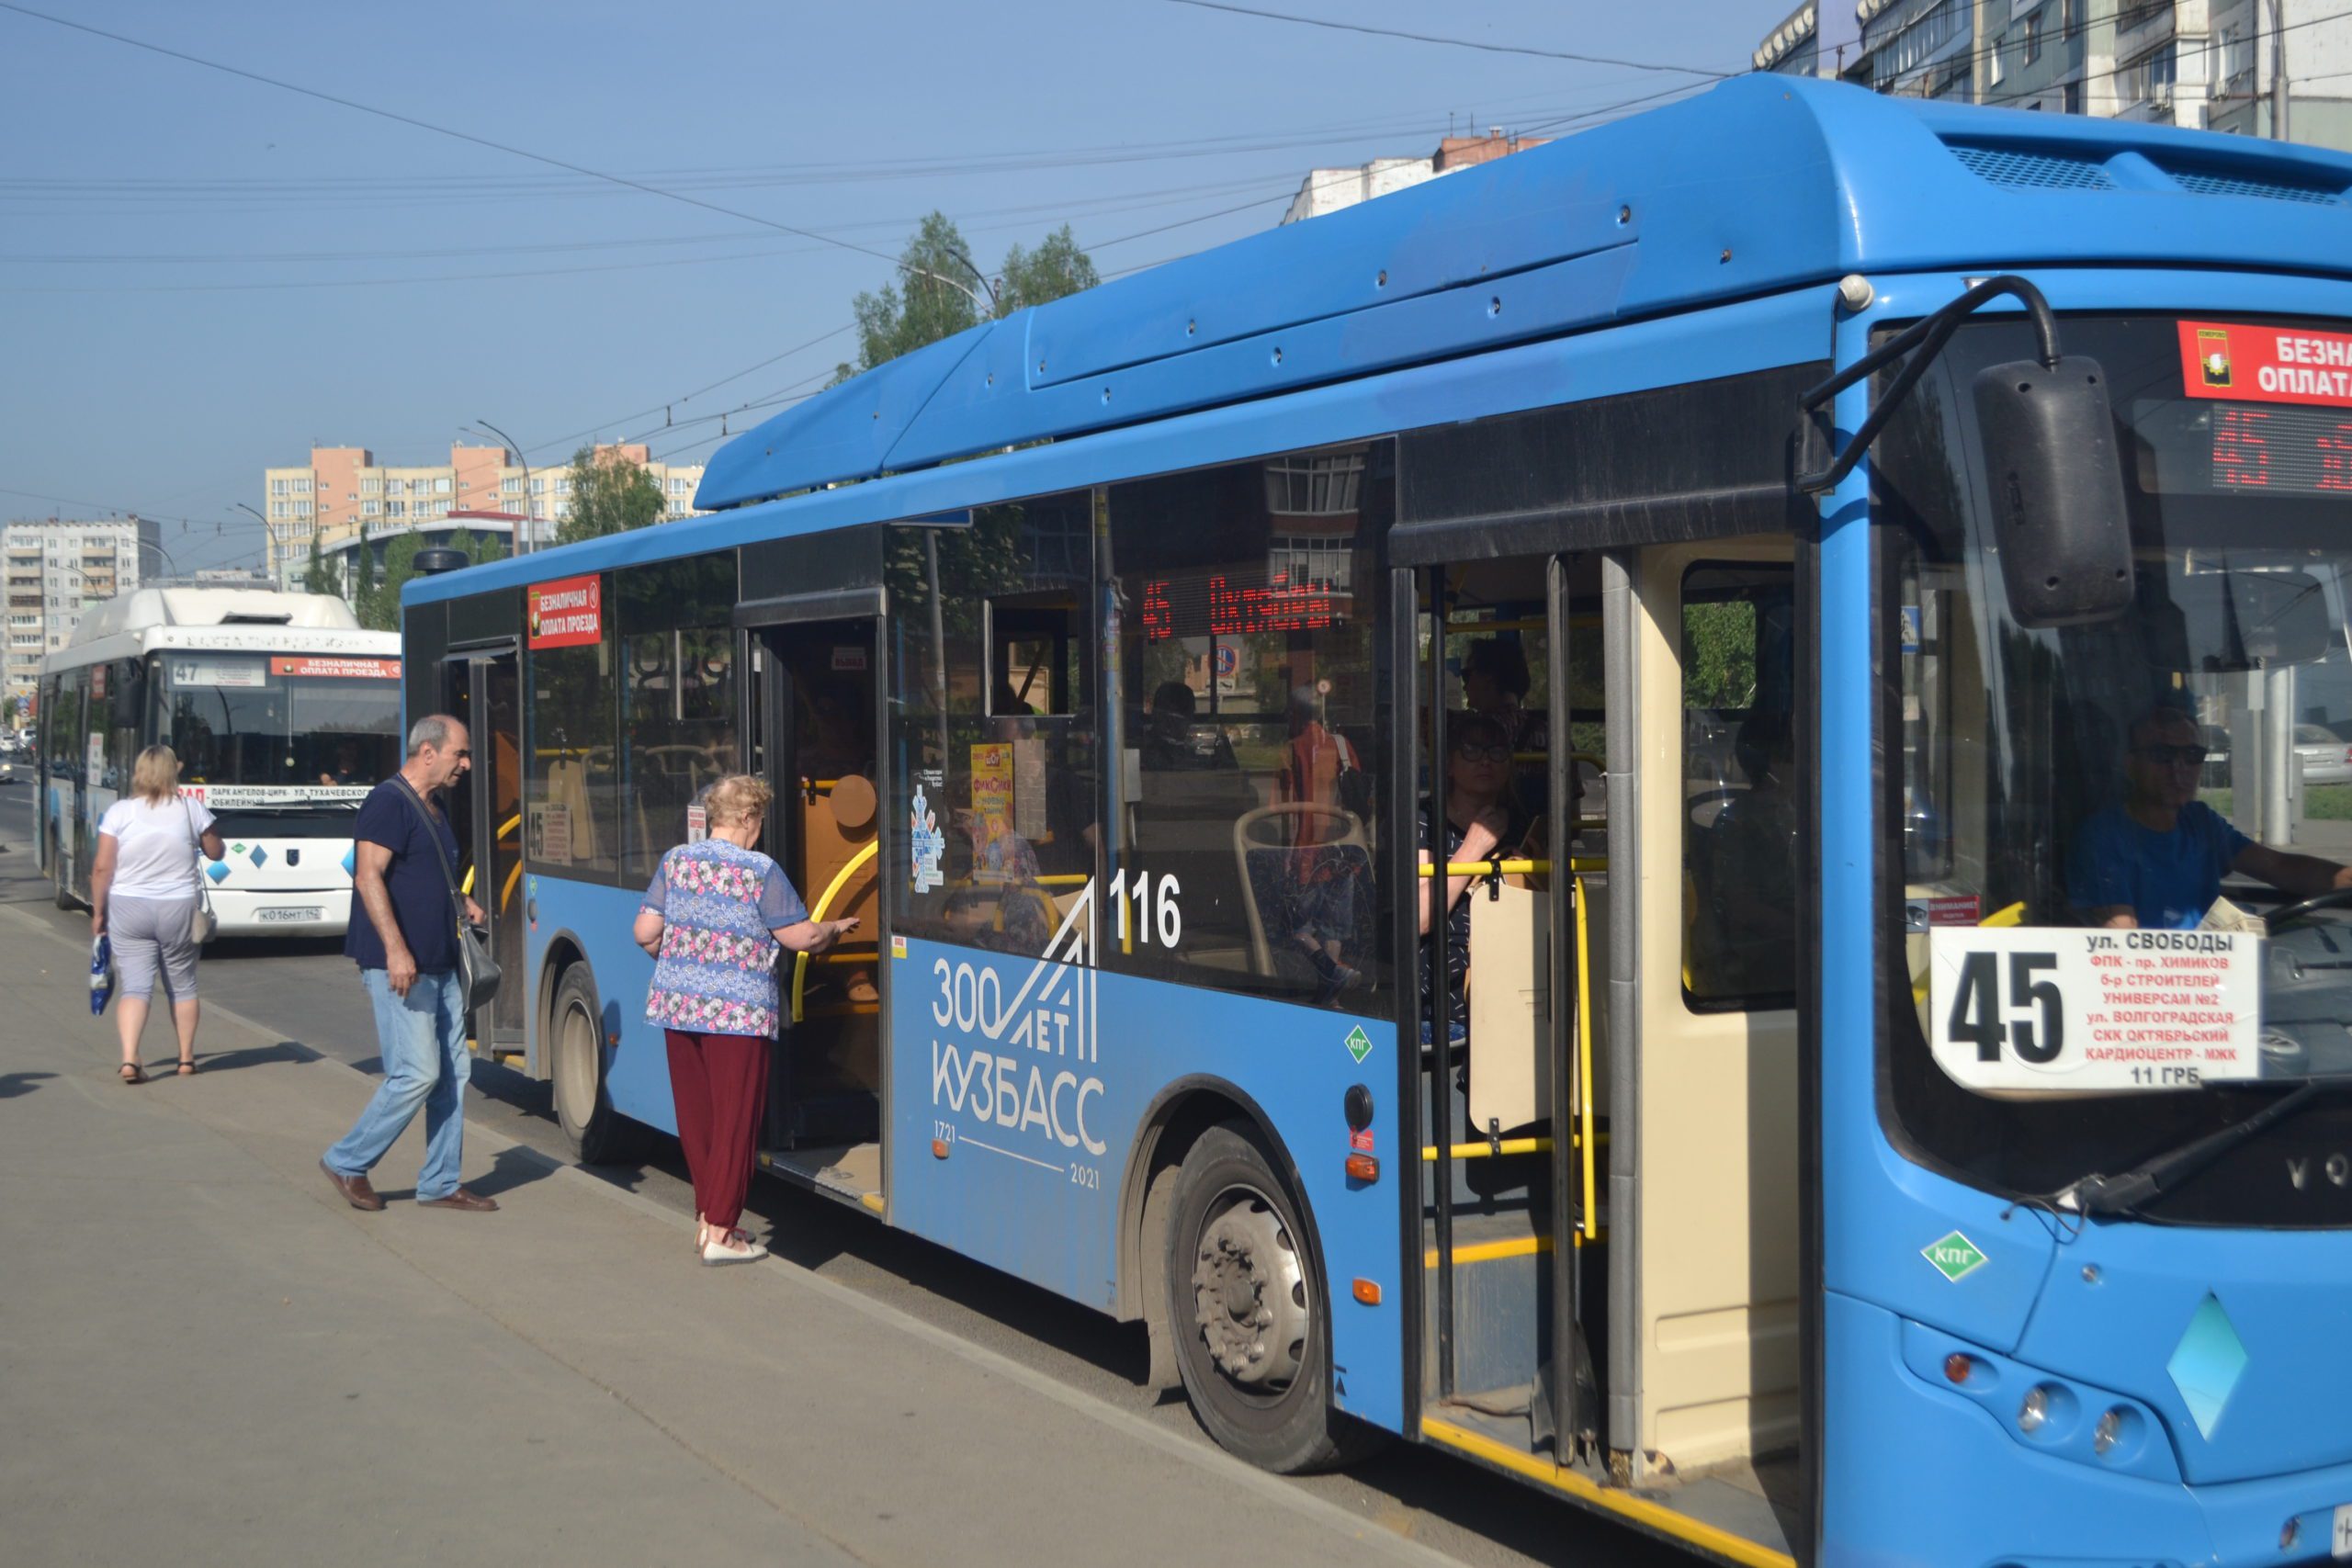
[
  {"xmin": 362, "ymin": 478, "xmax": 381, "ymax": 496},
  {"xmin": 363, "ymin": 501, "xmax": 380, "ymax": 517},
  {"xmin": 2022, "ymin": 10, "xmax": 2043, "ymax": 66},
  {"xmin": 503, "ymin": 477, "xmax": 523, "ymax": 493},
  {"xmin": 271, "ymin": 479, "xmax": 289, "ymax": 496},
  {"xmin": 388, "ymin": 502, "xmax": 407, "ymax": 518},
  {"xmin": 2118, "ymin": 40, "xmax": 2177, "ymax": 106},
  {"xmin": 435, "ymin": 478, "xmax": 450, "ymax": 493},
  {"xmin": 294, "ymin": 478, "xmax": 311, "ymax": 494},
  {"xmin": 1988, "ymin": 32, "xmax": 2007, "ymax": 85}
]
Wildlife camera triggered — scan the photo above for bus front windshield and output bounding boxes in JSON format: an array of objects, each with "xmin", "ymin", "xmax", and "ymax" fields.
[
  {"xmin": 1879, "ymin": 312, "xmax": 2352, "ymax": 1226},
  {"xmin": 164, "ymin": 654, "xmax": 400, "ymax": 795}
]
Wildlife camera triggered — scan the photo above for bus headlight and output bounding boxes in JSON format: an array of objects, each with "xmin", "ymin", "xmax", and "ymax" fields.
[{"xmin": 2018, "ymin": 1385, "xmax": 2051, "ymax": 1432}]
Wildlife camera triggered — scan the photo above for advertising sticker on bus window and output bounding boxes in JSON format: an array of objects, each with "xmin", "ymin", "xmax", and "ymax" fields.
[
  {"xmin": 1927, "ymin": 926, "xmax": 2262, "ymax": 1093},
  {"xmin": 2177, "ymin": 320, "xmax": 2352, "ymax": 409},
  {"xmin": 527, "ymin": 574, "xmax": 602, "ymax": 649},
  {"xmin": 271, "ymin": 656, "xmax": 401, "ymax": 680}
]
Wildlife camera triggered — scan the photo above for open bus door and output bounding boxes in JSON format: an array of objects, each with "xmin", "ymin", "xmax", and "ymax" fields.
[
  {"xmin": 439, "ymin": 644, "xmax": 526, "ymax": 1058},
  {"xmin": 742, "ymin": 604, "xmax": 887, "ymax": 1213},
  {"xmin": 1401, "ymin": 539, "xmax": 1815, "ymax": 1566}
]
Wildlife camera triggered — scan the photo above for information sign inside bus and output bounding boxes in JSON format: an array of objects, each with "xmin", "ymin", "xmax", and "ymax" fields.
[
  {"xmin": 528, "ymin": 574, "xmax": 602, "ymax": 649},
  {"xmin": 270, "ymin": 656, "xmax": 401, "ymax": 680},
  {"xmin": 2178, "ymin": 320, "xmax": 2352, "ymax": 409}
]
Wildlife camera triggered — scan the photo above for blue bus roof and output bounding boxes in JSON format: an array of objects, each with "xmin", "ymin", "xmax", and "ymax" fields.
[{"xmin": 407, "ymin": 73, "xmax": 2352, "ymax": 610}]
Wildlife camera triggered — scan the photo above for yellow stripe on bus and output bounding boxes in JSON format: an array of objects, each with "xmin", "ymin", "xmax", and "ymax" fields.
[
  {"xmin": 1419, "ymin": 1417, "xmax": 1796, "ymax": 1568},
  {"xmin": 1423, "ymin": 1235, "xmax": 1553, "ymax": 1268}
]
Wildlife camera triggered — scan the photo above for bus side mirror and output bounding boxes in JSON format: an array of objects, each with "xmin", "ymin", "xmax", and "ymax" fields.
[{"xmin": 1973, "ymin": 357, "xmax": 2133, "ymax": 628}]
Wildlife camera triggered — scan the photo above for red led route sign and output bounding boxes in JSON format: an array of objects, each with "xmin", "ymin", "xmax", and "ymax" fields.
[
  {"xmin": 1140, "ymin": 570, "xmax": 1340, "ymax": 643},
  {"xmin": 528, "ymin": 573, "xmax": 602, "ymax": 649}
]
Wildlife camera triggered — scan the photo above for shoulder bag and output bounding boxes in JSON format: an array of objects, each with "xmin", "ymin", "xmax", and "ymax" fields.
[
  {"xmin": 183, "ymin": 795, "xmax": 219, "ymax": 944},
  {"xmin": 389, "ymin": 776, "xmax": 503, "ymax": 1013}
]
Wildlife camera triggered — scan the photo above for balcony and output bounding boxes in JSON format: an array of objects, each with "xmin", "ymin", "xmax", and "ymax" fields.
[{"xmin": 2117, "ymin": 0, "xmax": 2175, "ymax": 45}]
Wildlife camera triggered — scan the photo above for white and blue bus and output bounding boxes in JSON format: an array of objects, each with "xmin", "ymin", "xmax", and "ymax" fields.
[
  {"xmin": 40, "ymin": 586, "xmax": 401, "ymax": 936},
  {"xmin": 401, "ymin": 78, "xmax": 2352, "ymax": 1566}
]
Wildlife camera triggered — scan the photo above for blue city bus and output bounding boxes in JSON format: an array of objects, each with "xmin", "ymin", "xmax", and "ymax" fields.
[{"xmin": 400, "ymin": 77, "xmax": 2352, "ymax": 1564}]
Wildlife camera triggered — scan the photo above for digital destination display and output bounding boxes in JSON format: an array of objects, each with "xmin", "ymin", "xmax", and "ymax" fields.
[
  {"xmin": 2210, "ymin": 403, "xmax": 2352, "ymax": 493},
  {"xmin": 1139, "ymin": 570, "xmax": 1343, "ymax": 643}
]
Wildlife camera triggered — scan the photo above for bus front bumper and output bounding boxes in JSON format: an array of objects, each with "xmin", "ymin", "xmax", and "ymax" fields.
[
  {"xmin": 204, "ymin": 888, "xmax": 352, "ymax": 939},
  {"xmin": 1827, "ymin": 1293, "xmax": 2352, "ymax": 1565}
]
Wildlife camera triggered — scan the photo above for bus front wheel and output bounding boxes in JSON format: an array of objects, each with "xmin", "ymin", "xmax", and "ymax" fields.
[
  {"xmin": 1163, "ymin": 1121, "xmax": 1373, "ymax": 1474},
  {"xmin": 550, "ymin": 964, "xmax": 629, "ymax": 1164}
]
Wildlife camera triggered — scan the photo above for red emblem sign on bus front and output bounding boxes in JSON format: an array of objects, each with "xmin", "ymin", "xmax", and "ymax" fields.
[
  {"xmin": 2177, "ymin": 319, "xmax": 2352, "ymax": 408},
  {"xmin": 528, "ymin": 574, "xmax": 602, "ymax": 649}
]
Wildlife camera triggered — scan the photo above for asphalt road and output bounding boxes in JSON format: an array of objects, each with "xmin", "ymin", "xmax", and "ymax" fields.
[{"xmin": 0, "ymin": 779, "xmax": 1681, "ymax": 1568}]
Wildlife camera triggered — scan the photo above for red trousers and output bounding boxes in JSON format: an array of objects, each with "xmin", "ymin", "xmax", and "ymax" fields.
[{"xmin": 663, "ymin": 1029, "xmax": 770, "ymax": 1233}]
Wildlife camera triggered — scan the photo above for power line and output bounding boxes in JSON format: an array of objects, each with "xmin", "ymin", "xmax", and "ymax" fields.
[
  {"xmin": 1161, "ymin": 0, "xmax": 1738, "ymax": 78},
  {"xmin": 0, "ymin": 0, "xmax": 976, "ymax": 295}
]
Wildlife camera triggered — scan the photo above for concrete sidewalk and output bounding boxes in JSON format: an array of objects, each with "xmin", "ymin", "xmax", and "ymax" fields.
[{"xmin": 0, "ymin": 904, "xmax": 1449, "ymax": 1568}]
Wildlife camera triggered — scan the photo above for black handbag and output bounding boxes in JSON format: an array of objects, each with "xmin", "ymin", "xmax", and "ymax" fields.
[{"xmin": 390, "ymin": 776, "xmax": 503, "ymax": 1013}]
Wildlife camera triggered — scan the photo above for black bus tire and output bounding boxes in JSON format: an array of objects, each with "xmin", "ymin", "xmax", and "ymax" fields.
[
  {"xmin": 1163, "ymin": 1120, "xmax": 1380, "ymax": 1474},
  {"xmin": 549, "ymin": 963, "xmax": 631, "ymax": 1165}
]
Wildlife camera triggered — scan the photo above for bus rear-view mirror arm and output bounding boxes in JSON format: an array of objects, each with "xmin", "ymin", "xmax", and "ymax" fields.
[{"xmin": 1797, "ymin": 273, "xmax": 2134, "ymax": 629}]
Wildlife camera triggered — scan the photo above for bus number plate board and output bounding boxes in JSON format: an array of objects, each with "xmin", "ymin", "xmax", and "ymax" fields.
[{"xmin": 1927, "ymin": 927, "xmax": 2260, "ymax": 1092}]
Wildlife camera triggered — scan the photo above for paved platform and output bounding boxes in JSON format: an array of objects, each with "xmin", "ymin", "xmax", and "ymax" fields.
[{"xmin": 0, "ymin": 902, "xmax": 1451, "ymax": 1568}]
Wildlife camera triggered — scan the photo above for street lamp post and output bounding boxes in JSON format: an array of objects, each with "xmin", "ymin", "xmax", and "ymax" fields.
[
  {"xmin": 469, "ymin": 419, "xmax": 532, "ymax": 557},
  {"xmin": 232, "ymin": 502, "xmax": 279, "ymax": 586},
  {"xmin": 2267, "ymin": 0, "xmax": 2291, "ymax": 141}
]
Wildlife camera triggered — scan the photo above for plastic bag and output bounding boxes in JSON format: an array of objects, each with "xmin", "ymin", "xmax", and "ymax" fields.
[{"xmin": 89, "ymin": 933, "xmax": 115, "ymax": 1016}]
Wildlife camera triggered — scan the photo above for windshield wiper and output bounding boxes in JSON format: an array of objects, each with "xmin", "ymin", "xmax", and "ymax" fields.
[{"xmin": 2054, "ymin": 1078, "xmax": 2352, "ymax": 1218}]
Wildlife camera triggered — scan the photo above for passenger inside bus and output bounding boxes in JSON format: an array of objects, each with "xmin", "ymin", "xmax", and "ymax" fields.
[
  {"xmin": 1238, "ymin": 683, "xmax": 1373, "ymax": 1005},
  {"xmin": 1418, "ymin": 712, "xmax": 1528, "ymax": 1047},
  {"xmin": 2068, "ymin": 705, "xmax": 2352, "ymax": 928}
]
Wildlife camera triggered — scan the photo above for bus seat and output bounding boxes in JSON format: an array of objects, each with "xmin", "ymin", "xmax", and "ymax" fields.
[{"xmin": 1232, "ymin": 802, "xmax": 1368, "ymax": 975}]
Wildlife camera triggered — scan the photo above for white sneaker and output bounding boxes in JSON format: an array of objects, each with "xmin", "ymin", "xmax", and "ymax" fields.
[{"xmin": 701, "ymin": 1235, "xmax": 768, "ymax": 1267}]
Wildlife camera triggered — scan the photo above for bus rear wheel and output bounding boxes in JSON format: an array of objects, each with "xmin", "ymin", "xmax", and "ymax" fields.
[
  {"xmin": 550, "ymin": 964, "xmax": 630, "ymax": 1164},
  {"xmin": 1163, "ymin": 1121, "xmax": 1373, "ymax": 1474}
]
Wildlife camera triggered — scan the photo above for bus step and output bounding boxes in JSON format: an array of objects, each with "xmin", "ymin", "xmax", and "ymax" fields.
[{"xmin": 760, "ymin": 1139, "xmax": 883, "ymax": 1215}]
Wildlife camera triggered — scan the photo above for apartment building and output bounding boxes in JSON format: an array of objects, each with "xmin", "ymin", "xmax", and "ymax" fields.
[
  {"xmin": 3, "ymin": 515, "xmax": 160, "ymax": 716},
  {"xmin": 1786, "ymin": 0, "xmax": 2352, "ymax": 147},
  {"xmin": 266, "ymin": 443, "xmax": 707, "ymax": 589},
  {"xmin": 1281, "ymin": 129, "xmax": 1554, "ymax": 224}
]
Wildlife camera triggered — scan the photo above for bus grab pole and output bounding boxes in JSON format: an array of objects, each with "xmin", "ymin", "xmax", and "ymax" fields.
[{"xmin": 1427, "ymin": 565, "xmax": 1456, "ymax": 1402}]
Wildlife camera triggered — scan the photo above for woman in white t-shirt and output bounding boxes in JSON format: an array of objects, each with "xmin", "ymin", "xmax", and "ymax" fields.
[{"xmin": 90, "ymin": 746, "xmax": 226, "ymax": 1083}]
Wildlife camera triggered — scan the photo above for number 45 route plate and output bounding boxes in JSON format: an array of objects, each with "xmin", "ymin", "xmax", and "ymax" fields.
[{"xmin": 1927, "ymin": 927, "xmax": 2262, "ymax": 1093}]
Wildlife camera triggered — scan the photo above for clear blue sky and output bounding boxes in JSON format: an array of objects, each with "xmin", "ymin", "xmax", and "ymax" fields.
[{"xmin": 0, "ymin": 0, "xmax": 1781, "ymax": 574}]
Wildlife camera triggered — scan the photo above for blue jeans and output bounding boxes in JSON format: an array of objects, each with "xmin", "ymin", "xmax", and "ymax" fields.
[{"xmin": 324, "ymin": 969, "xmax": 470, "ymax": 1200}]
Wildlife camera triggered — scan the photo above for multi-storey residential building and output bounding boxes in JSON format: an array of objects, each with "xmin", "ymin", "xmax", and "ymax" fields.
[
  {"xmin": 1815, "ymin": 0, "xmax": 2349, "ymax": 146},
  {"xmin": 266, "ymin": 443, "xmax": 706, "ymax": 588},
  {"xmin": 3, "ymin": 515, "xmax": 160, "ymax": 717},
  {"xmin": 1281, "ymin": 130, "xmax": 1552, "ymax": 224}
]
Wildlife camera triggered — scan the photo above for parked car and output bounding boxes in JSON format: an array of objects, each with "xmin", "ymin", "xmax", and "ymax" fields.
[{"xmin": 2294, "ymin": 723, "xmax": 2352, "ymax": 786}]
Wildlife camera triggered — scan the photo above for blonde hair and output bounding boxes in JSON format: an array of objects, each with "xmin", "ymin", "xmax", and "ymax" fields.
[
  {"xmin": 131, "ymin": 744, "xmax": 182, "ymax": 805},
  {"xmin": 703, "ymin": 773, "xmax": 773, "ymax": 829}
]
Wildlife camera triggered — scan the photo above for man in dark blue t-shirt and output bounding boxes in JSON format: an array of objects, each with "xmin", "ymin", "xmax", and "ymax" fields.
[
  {"xmin": 321, "ymin": 714, "xmax": 497, "ymax": 1213},
  {"xmin": 2069, "ymin": 706, "xmax": 2352, "ymax": 929}
]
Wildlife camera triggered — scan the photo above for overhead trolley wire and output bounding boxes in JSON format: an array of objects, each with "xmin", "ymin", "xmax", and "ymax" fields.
[{"xmin": 1161, "ymin": 0, "xmax": 1741, "ymax": 78}]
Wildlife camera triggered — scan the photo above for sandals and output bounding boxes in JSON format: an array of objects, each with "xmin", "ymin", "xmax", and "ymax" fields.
[
  {"xmin": 118, "ymin": 1063, "xmax": 146, "ymax": 1085},
  {"xmin": 175, "ymin": 1059, "xmax": 197, "ymax": 1076}
]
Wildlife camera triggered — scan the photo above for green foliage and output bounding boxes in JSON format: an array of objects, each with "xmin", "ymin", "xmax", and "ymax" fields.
[
  {"xmin": 833, "ymin": 215, "xmax": 1100, "ymax": 384},
  {"xmin": 354, "ymin": 528, "xmax": 505, "ymax": 633},
  {"xmin": 305, "ymin": 532, "xmax": 344, "ymax": 602},
  {"xmin": 1682, "ymin": 600, "xmax": 1758, "ymax": 709},
  {"xmin": 2, "ymin": 694, "xmax": 17, "ymax": 726},
  {"xmin": 553, "ymin": 446, "xmax": 665, "ymax": 546}
]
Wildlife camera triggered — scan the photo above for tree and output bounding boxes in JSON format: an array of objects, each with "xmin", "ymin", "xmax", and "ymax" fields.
[
  {"xmin": 354, "ymin": 528, "xmax": 505, "ymax": 633},
  {"xmin": 833, "ymin": 215, "xmax": 1100, "ymax": 383},
  {"xmin": 305, "ymin": 532, "xmax": 344, "ymax": 603},
  {"xmin": 554, "ymin": 445, "xmax": 664, "ymax": 546}
]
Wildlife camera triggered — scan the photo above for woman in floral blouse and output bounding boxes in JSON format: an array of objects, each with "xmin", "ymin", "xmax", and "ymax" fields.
[{"xmin": 633, "ymin": 774, "xmax": 857, "ymax": 1265}]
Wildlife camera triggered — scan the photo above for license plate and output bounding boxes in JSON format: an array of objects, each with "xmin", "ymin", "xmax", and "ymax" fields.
[
  {"xmin": 256, "ymin": 906, "xmax": 322, "ymax": 922},
  {"xmin": 2334, "ymin": 1502, "xmax": 2352, "ymax": 1560}
]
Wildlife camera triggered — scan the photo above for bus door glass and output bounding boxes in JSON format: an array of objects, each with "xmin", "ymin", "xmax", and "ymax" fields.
[
  {"xmin": 456, "ymin": 651, "xmax": 526, "ymax": 1042},
  {"xmin": 761, "ymin": 617, "xmax": 882, "ymax": 1149},
  {"xmin": 1414, "ymin": 549, "xmax": 1605, "ymax": 1467}
]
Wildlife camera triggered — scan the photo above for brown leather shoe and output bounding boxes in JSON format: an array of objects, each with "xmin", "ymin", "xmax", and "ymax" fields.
[
  {"xmin": 417, "ymin": 1188, "xmax": 499, "ymax": 1213},
  {"xmin": 321, "ymin": 1159, "xmax": 386, "ymax": 1212}
]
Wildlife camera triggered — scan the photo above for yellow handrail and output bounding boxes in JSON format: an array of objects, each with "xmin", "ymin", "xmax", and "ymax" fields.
[
  {"xmin": 1422, "ymin": 1137, "xmax": 1552, "ymax": 1162},
  {"xmin": 791, "ymin": 838, "xmax": 880, "ymax": 1024},
  {"xmin": 1575, "ymin": 873, "xmax": 1599, "ymax": 1241},
  {"xmin": 459, "ymin": 815, "xmax": 521, "ymax": 897},
  {"xmin": 1909, "ymin": 900, "xmax": 2028, "ymax": 1003},
  {"xmin": 1417, "ymin": 857, "xmax": 1608, "ymax": 876}
]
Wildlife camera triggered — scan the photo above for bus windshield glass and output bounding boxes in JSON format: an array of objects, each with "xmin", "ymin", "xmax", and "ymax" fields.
[
  {"xmin": 164, "ymin": 653, "xmax": 401, "ymax": 802},
  {"xmin": 1878, "ymin": 313, "xmax": 2352, "ymax": 1223}
]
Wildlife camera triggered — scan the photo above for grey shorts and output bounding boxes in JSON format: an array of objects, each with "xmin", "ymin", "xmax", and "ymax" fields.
[{"xmin": 109, "ymin": 896, "xmax": 200, "ymax": 1002}]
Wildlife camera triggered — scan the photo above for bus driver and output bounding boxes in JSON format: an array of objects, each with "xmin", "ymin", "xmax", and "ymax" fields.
[{"xmin": 2068, "ymin": 705, "xmax": 2352, "ymax": 929}]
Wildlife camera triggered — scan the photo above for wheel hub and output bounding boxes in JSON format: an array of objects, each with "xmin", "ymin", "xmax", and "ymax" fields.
[{"xmin": 1192, "ymin": 1192, "xmax": 1308, "ymax": 1391}]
